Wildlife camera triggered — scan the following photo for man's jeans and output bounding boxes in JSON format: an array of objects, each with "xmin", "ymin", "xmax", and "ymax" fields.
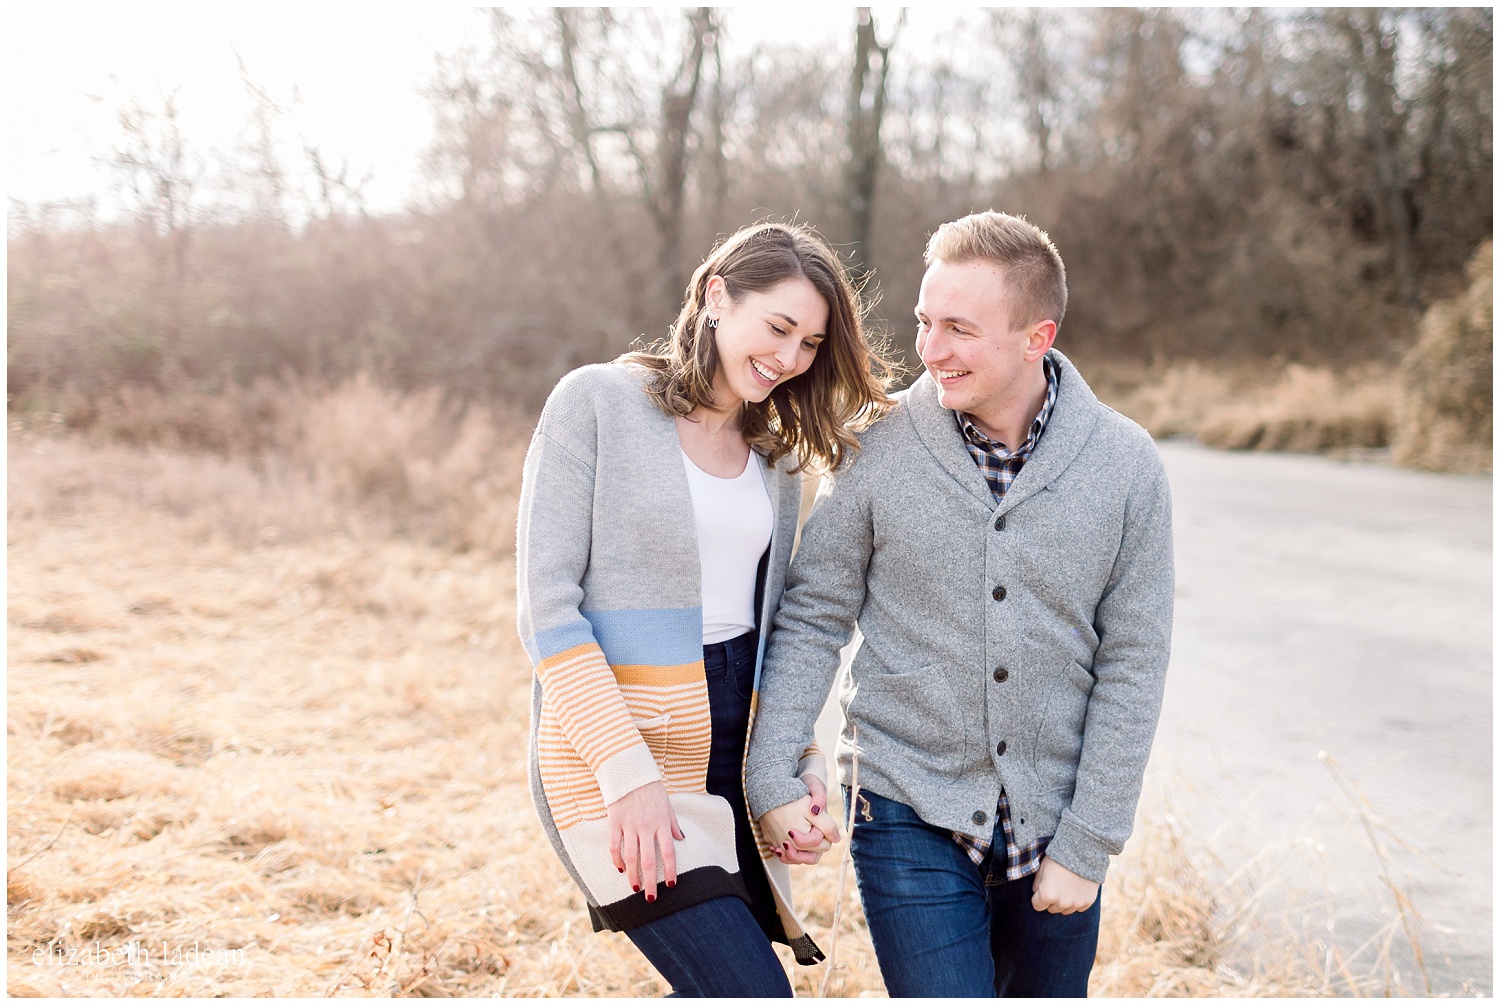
[{"xmin": 849, "ymin": 789, "xmax": 1101, "ymax": 997}]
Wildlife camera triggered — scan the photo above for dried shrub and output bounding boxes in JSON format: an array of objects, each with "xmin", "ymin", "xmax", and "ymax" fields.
[
  {"xmin": 1393, "ymin": 240, "xmax": 1493, "ymax": 473},
  {"xmin": 1196, "ymin": 365, "xmax": 1396, "ymax": 453},
  {"xmin": 1087, "ymin": 362, "xmax": 1247, "ymax": 440},
  {"xmin": 10, "ymin": 375, "xmax": 529, "ymax": 555},
  {"xmin": 1090, "ymin": 360, "xmax": 1399, "ymax": 456},
  {"xmin": 275, "ymin": 375, "xmax": 527, "ymax": 554}
]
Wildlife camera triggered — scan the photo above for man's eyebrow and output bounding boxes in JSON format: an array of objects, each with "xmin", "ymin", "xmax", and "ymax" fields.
[{"xmin": 921, "ymin": 311, "xmax": 981, "ymax": 328}]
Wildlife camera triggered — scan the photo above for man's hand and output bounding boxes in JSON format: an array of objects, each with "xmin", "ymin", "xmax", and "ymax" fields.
[
  {"xmin": 757, "ymin": 775, "xmax": 841, "ymax": 865},
  {"xmin": 606, "ymin": 781, "xmax": 684, "ymax": 902},
  {"xmin": 1031, "ymin": 855, "xmax": 1099, "ymax": 914}
]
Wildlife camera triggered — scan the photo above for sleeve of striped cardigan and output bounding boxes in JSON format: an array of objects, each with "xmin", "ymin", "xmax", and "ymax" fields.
[{"xmin": 515, "ymin": 378, "xmax": 662, "ymax": 805}]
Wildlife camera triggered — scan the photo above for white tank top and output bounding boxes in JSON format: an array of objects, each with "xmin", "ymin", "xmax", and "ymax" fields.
[{"xmin": 680, "ymin": 449, "xmax": 773, "ymax": 644}]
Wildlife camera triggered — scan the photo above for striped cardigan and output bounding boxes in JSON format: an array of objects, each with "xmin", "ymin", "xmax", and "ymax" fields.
[{"xmin": 515, "ymin": 362, "xmax": 825, "ymax": 964}]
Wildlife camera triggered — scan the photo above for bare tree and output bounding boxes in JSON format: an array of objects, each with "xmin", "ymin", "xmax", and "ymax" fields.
[
  {"xmin": 105, "ymin": 89, "xmax": 203, "ymax": 370},
  {"xmin": 14, "ymin": 7, "xmax": 1492, "ymax": 416},
  {"xmin": 234, "ymin": 53, "xmax": 288, "ymax": 224},
  {"xmin": 635, "ymin": 7, "xmax": 715, "ymax": 303},
  {"xmin": 991, "ymin": 10, "xmax": 1067, "ymax": 175},
  {"xmin": 303, "ymin": 145, "xmax": 371, "ymax": 221},
  {"xmin": 555, "ymin": 8, "xmax": 606, "ymax": 195},
  {"xmin": 705, "ymin": 26, "xmax": 730, "ymax": 239},
  {"xmin": 845, "ymin": 7, "xmax": 903, "ymax": 273},
  {"xmin": 109, "ymin": 90, "xmax": 198, "ymax": 242},
  {"xmin": 1332, "ymin": 8, "xmax": 1421, "ymax": 312}
]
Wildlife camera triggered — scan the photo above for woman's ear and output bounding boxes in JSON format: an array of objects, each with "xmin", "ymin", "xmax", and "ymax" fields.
[{"xmin": 704, "ymin": 274, "xmax": 728, "ymax": 315}]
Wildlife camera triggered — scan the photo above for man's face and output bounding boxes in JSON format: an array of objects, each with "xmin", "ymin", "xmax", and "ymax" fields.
[{"xmin": 914, "ymin": 258, "xmax": 1036, "ymax": 420}]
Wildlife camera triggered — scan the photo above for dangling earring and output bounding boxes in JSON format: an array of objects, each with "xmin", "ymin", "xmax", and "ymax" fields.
[{"xmin": 706, "ymin": 315, "xmax": 718, "ymax": 329}]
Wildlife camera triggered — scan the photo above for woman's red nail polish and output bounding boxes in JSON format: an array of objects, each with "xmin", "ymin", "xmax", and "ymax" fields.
[
  {"xmin": 631, "ymin": 884, "xmax": 640, "ymax": 893},
  {"xmin": 646, "ymin": 893, "xmax": 656, "ymax": 903},
  {"xmin": 811, "ymin": 805, "xmax": 821, "ymax": 815},
  {"xmin": 666, "ymin": 880, "xmax": 676, "ymax": 888},
  {"xmin": 617, "ymin": 867, "xmax": 625, "ymax": 873}
]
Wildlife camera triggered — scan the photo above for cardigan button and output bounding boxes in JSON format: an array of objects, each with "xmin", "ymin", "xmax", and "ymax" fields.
[
  {"xmin": 993, "ymin": 667, "xmax": 1009, "ymax": 683},
  {"xmin": 992, "ymin": 584, "xmax": 1007, "ymax": 602},
  {"xmin": 996, "ymin": 740, "xmax": 1008, "ymax": 756},
  {"xmin": 994, "ymin": 515, "xmax": 1006, "ymax": 531},
  {"xmin": 971, "ymin": 810, "xmax": 988, "ymax": 826}
]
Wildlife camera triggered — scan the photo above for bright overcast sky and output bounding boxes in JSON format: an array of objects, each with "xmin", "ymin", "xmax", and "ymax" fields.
[{"xmin": 9, "ymin": 7, "xmax": 934, "ymax": 217}]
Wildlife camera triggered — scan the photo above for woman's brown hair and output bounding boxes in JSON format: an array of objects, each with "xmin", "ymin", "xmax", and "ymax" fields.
[{"xmin": 619, "ymin": 222, "xmax": 898, "ymax": 473}]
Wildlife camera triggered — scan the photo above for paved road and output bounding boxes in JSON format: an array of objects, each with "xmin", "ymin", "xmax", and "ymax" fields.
[
  {"xmin": 812, "ymin": 442, "xmax": 1492, "ymax": 994},
  {"xmin": 1153, "ymin": 441, "xmax": 1491, "ymax": 995}
]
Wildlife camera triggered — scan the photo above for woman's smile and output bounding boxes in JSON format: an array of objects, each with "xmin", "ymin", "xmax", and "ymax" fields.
[{"xmin": 749, "ymin": 358, "xmax": 783, "ymax": 386}]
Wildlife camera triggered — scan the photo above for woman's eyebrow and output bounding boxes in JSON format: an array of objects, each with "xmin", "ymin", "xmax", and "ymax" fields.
[{"xmin": 770, "ymin": 311, "xmax": 825, "ymax": 339}]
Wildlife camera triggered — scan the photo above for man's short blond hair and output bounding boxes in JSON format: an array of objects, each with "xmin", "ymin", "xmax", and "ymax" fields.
[{"xmin": 924, "ymin": 211, "xmax": 1067, "ymax": 331}]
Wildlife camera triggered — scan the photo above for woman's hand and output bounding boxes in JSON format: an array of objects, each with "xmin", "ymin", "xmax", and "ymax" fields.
[
  {"xmin": 606, "ymin": 781, "xmax": 685, "ymax": 902},
  {"xmin": 758, "ymin": 775, "xmax": 841, "ymax": 865}
]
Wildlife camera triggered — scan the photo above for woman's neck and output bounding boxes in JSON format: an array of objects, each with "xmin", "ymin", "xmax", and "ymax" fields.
[
  {"xmin": 685, "ymin": 398, "xmax": 744, "ymax": 438},
  {"xmin": 678, "ymin": 399, "xmax": 751, "ymax": 478}
]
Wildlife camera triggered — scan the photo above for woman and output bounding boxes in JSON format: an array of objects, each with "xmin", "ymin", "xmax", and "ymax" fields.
[{"xmin": 516, "ymin": 222, "xmax": 895, "ymax": 996}]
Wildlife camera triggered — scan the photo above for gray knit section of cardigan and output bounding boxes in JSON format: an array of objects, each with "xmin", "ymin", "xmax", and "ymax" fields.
[{"xmin": 744, "ymin": 349, "xmax": 1175, "ymax": 884}]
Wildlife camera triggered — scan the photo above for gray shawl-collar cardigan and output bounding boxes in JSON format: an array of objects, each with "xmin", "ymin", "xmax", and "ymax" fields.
[
  {"xmin": 745, "ymin": 348, "xmax": 1174, "ymax": 883},
  {"xmin": 516, "ymin": 361, "xmax": 825, "ymax": 962}
]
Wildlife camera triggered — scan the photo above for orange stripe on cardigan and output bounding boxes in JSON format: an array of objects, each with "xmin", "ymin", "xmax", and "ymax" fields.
[
  {"xmin": 611, "ymin": 661, "xmax": 706, "ymax": 687},
  {"xmin": 536, "ymin": 643, "xmax": 651, "ymax": 775}
]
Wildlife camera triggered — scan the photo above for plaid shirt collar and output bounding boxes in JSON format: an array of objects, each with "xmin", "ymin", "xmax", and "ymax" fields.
[{"xmin": 956, "ymin": 355, "xmax": 1060, "ymax": 502}]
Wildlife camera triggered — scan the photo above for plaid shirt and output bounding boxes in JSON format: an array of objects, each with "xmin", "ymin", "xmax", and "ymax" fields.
[
  {"xmin": 950, "ymin": 355, "xmax": 1059, "ymax": 875},
  {"xmin": 957, "ymin": 355, "xmax": 1059, "ymax": 502}
]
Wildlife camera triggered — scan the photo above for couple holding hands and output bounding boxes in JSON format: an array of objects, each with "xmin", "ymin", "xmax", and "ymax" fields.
[{"xmin": 516, "ymin": 212, "xmax": 1173, "ymax": 997}]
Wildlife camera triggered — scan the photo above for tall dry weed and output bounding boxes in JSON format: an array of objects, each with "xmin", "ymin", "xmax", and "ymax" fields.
[
  {"xmin": 1194, "ymin": 365, "xmax": 1396, "ymax": 453},
  {"xmin": 10, "ymin": 374, "xmax": 529, "ymax": 554},
  {"xmin": 275, "ymin": 375, "xmax": 526, "ymax": 553},
  {"xmin": 1089, "ymin": 360, "xmax": 1398, "ymax": 456}
]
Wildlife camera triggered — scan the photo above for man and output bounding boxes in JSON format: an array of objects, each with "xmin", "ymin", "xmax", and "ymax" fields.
[{"xmin": 745, "ymin": 211, "xmax": 1174, "ymax": 997}]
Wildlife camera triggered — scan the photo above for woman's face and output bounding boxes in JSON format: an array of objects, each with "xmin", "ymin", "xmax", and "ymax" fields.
[{"xmin": 705, "ymin": 275, "xmax": 829, "ymax": 409}]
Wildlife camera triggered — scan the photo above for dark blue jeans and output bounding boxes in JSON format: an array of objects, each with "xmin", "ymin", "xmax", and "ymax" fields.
[
  {"xmin": 626, "ymin": 895, "xmax": 792, "ymax": 997},
  {"xmin": 624, "ymin": 631, "xmax": 792, "ymax": 997},
  {"xmin": 849, "ymin": 789, "xmax": 1100, "ymax": 998}
]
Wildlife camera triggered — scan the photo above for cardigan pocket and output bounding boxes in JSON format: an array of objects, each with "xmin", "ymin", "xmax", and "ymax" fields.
[
  {"xmin": 632, "ymin": 714, "xmax": 673, "ymax": 776},
  {"xmin": 622, "ymin": 679, "xmax": 712, "ymax": 794},
  {"xmin": 1031, "ymin": 660, "xmax": 1094, "ymax": 794},
  {"xmin": 844, "ymin": 665, "xmax": 967, "ymax": 777}
]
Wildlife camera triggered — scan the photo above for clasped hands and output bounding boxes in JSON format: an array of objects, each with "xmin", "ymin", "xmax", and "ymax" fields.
[
  {"xmin": 606, "ymin": 776, "xmax": 840, "ymax": 900},
  {"xmin": 756, "ymin": 774, "xmax": 841, "ymax": 865}
]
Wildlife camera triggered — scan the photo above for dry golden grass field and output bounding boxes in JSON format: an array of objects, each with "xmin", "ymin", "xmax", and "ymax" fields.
[{"xmin": 6, "ymin": 385, "xmax": 1437, "ymax": 997}]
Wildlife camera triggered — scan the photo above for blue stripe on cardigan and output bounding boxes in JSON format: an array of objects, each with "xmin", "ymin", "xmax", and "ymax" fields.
[{"xmin": 527, "ymin": 607, "xmax": 704, "ymax": 666}]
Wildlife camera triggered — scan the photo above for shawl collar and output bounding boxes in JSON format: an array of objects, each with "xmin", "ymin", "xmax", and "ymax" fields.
[{"xmin": 903, "ymin": 348, "xmax": 1101, "ymax": 516}]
